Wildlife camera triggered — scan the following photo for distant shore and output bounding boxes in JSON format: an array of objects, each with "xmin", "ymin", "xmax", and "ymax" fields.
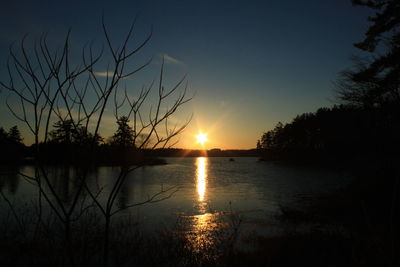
[{"xmin": 0, "ymin": 147, "xmax": 260, "ymax": 167}]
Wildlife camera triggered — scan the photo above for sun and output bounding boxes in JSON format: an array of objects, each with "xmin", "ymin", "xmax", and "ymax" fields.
[{"xmin": 196, "ymin": 133, "xmax": 208, "ymax": 145}]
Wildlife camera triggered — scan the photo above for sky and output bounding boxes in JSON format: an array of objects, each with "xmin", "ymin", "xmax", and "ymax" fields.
[{"xmin": 0, "ymin": 0, "xmax": 373, "ymax": 149}]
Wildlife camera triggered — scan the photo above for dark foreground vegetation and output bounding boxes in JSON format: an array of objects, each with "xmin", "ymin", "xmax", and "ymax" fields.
[
  {"xmin": 0, "ymin": 208, "xmax": 242, "ymax": 267},
  {"xmin": 1, "ymin": 0, "xmax": 400, "ymax": 266},
  {"xmin": 254, "ymin": 1, "xmax": 400, "ymax": 266}
]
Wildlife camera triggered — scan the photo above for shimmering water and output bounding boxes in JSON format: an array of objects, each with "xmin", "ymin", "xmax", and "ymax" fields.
[{"xmin": 0, "ymin": 157, "xmax": 350, "ymax": 232}]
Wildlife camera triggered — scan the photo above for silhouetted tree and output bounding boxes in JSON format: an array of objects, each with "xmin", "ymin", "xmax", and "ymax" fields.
[
  {"xmin": 0, "ymin": 126, "xmax": 23, "ymax": 145},
  {"xmin": 111, "ymin": 116, "xmax": 135, "ymax": 148},
  {"xmin": 259, "ymin": 1, "xmax": 400, "ymax": 163},
  {"xmin": 74, "ymin": 126, "xmax": 103, "ymax": 146},
  {"xmin": 0, "ymin": 17, "xmax": 191, "ymax": 267},
  {"xmin": 8, "ymin": 126, "xmax": 23, "ymax": 144},
  {"xmin": 0, "ymin": 126, "xmax": 25, "ymax": 162},
  {"xmin": 256, "ymin": 140, "xmax": 262, "ymax": 149},
  {"xmin": 49, "ymin": 120, "xmax": 76, "ymax": 144},
  {"xmin": 0, "ymin": 127, "xmax": 9, "ymax": 144},
  {"xmin": 48, "ymin": 120, "xmax": 103, "ymax": 147},
  {"xmin": 337, "ymin": 0, "xmax": 400, "ymax": 107},
  {"xmin": 257, "ymin": 105, "xmax": 389, "ymax": 162}
]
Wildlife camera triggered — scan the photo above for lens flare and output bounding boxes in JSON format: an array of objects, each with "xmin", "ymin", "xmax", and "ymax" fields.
[{"xmin": 196, "ymin": 133, "xmax": 208, "ymax": 145}]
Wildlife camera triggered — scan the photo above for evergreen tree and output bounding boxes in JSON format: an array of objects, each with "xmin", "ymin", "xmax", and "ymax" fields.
[
  {"xmin": 49, "ymin": 120, "xmax": 75, "ymax": 144},
  {"xmin": 8, "ymin": 126, "xmax": 23, "ymax": 144},
  {"xmin": 74, "ymin": 126, "xmax": 103, "ymax": 146},
  {"xmin": 111, "ymin": 116, "xmax": 135, "ymax": 148},
  {"xmin": 337, "ymin": 0, "xmax": 400, "ymax": 107}
]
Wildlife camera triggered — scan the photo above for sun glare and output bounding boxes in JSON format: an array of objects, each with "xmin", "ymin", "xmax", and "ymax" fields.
[{"xmin": 196, "ymin": 133, "xmax": 208, "ymax": 145}]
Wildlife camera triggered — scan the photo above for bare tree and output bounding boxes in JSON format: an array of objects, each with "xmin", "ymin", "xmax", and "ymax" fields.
[{"xmin": 0, "ymin": 16, "xmax": 192, "ymax": 266}]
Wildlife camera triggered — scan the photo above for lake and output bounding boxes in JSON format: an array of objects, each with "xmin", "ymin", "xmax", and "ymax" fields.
[{"xmin": 0, "ymin": 157, "xmax": 351, "ymax": 238}]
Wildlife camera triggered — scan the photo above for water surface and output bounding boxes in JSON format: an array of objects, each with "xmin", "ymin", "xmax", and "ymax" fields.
[{"xmin": 0, "ymin": 157, "xmax": 351, "ymax": 232}]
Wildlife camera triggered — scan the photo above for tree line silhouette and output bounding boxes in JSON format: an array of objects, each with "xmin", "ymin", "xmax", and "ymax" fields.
[
  {"xmin": 257, "ymin": 104, "xmax": 400, "ymax": 163},
  {"xmin": 256, "ymin": 3, "xmax": 400, "ymax": 266},
  {"xmin": 258, "ymin": 0, "xmax": 400, "ymax": 164},
  {"xmin": 1, "ymin": 119, "xmax": 259, "ymax": 166},
  {"xmin": 0, "ymin": 116, "xmax": 167, "ymax": 166}
]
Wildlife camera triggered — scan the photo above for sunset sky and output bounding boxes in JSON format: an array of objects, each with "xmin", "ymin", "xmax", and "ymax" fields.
[{"xmin": 0, "ymin": 0, "xmax": 372, "ymax": 149}]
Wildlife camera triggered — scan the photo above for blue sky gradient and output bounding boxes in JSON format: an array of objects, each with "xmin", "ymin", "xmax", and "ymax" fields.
[{"xmin": 0, "ymin": 0, "xmax": 372, "ymax": 148}]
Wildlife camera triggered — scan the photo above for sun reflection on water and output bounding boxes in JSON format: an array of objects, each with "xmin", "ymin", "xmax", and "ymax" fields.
[
  {"xmin": 182, "ymin": 157, "xmax": 220, "ymax": 255},
  {"xmin": 196, "ymin": 157, "xmax": 207, "ymax": 203},
  {"xmin": 187, "ymin": 213, "xmax": 220, "ymax": 253}
]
